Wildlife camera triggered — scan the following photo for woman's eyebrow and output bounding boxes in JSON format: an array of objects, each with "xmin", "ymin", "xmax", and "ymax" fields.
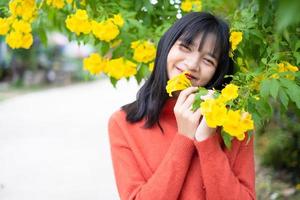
[
  {"xmin": 203, "ymin": 51, "xmax": 217, "ymax": 60},
  {"xmin": 204, "ymin": 52, "xmax": 217, "ymax": 59},
  {"xmin": 178, "ymin": 39, "xmax": 194, "ymax": 46},
  {"xmin": 178, "ymin": 40, "xmax": 218, "ymax": 59}
]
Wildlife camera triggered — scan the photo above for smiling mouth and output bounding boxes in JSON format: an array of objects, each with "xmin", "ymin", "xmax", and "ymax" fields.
[
  {"xmin": 185, "ymin": 73, "xmax": 196, "ymax": 80},
  {"xmin": 175, "ymin": 66, "xmax": 197, "ymax": 80}
]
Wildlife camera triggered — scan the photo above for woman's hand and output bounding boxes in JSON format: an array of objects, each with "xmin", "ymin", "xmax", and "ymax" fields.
[
  {"xmin": 174, "ymin": 87, "xmax": 202, "ymax": 140},
  {"xmin": 195, "ymin": 89, "xmax": 217, "ymax": 141},
  {"xmin": 195, "ymin": 117, "xmax": 217, "ymax": 141}
]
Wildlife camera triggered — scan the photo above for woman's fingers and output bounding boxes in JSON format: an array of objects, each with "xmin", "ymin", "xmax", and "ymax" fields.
[
  {"xmin": 193, "ymin": 107, "xmax": 202, "ymax": 118},
  {"xmin": 182, "ymin": 93, "xmax": 196, "ymax": 110},
  {"xmin": 176, "ymin": 87, "xmax": 198, "ymax": 106}
]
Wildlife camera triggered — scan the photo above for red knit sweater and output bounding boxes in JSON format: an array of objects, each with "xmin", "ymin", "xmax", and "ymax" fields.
[{"xmin": 108, "ymin": 98, "xmax": 256, "ymax": 200}]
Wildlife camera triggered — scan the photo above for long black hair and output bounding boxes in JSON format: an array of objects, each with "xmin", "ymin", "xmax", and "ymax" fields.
[{"xmin": 122, "ymin": 12, "xmax": 234, "ymax": 129}]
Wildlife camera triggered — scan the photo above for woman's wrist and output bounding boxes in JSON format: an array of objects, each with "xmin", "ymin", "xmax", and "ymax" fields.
[{"xmin": 194, "ymin": 118, "xmax": 216, "ymax": 142}]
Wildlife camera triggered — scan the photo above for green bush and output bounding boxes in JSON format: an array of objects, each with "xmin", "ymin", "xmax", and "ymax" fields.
[{"xmin": 257, "ymin": 104, "xmax": 300, "ymax": 183}]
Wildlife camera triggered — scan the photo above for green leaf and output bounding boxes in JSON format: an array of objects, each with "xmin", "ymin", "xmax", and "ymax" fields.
[
  {"xmin": 221, "ymin": 130, "xmax": 233, "ymax": 150},
  {"xmin": 100, "ymin": 42, "xmax": 110, "ymax": 55},
  {"xmin": 280, "ymin": 79, "xmax": 300, "ymax": 109},
  {"xmin": 260, "ymin": 79, "xmax": 271, "ymax": 98},
  {"xmin": 197, "ymin": 87, "xmax": 208, "ymax": 97},
  {"xmin": 37, "ymin": 27, "xmax": 48, "ymax": 47},
  {"xmin": 261, "ymin": 58, "xmax": 267, "ymax": 65},
  {"xmin": 109, "ymin": 77, "xmax": 118, "ymax": 88},
  {"xmin": 269, "ymin": 79, "xmax": 280, "ymax": 99},
  {"xmin": 293, "ymin": 52, "xmax": 300, "ymax": 65},
  {"xmin": 255, "ymin": 98, "xmax": 273, "ymax": 119},
  {"xmin": 135, "ymin": 63, "xmax": 149, "ymax": 84},
  {"xmin": 191, "ymin": 87, "xmax": 208, "ymax": 111},
  {"xmin": 192, "ymin": 94, "xmax": 202, "ymax": 111},
  {"xmin": 278, "ymin": 88, "xmax": 289, "ymax": 109}
]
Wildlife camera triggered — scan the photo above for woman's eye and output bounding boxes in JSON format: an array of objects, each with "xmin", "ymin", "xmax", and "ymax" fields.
[
  {"xmin": 204, "ymin": 58, "xmax": 214, "ymax": 66},
  {"xmin": 179, "ymin": 43, "xmax": 191, "ymax": 51}
]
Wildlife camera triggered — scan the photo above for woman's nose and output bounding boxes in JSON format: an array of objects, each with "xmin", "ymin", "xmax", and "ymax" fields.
[{"xmin": 185, "ymin": 54, "xmax": 200, "ymax": 71}]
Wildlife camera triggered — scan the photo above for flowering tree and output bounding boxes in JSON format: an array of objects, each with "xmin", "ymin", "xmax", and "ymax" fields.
[{"xmin": 0, "ymin": 0, "xmax": 300, "ymax": 144}]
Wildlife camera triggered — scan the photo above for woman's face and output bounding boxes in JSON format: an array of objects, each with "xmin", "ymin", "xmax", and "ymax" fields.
[{"xmin": 167, "ymin": 33, "xmax": 219, "ymax": 87}]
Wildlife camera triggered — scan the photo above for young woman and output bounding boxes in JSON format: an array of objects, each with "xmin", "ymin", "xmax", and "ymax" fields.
[{"xmin": 108, "ymin": 12, "xmax": 256, "ymax": 200}]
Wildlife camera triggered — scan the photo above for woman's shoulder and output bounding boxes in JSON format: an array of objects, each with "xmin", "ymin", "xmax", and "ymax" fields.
[{"xmin": 109, "ymin": 108, "xmax": 127, "ymax": 125}]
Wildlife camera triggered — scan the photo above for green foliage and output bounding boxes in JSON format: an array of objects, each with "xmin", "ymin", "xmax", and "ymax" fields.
[{"xmin": 257, "ymin": 105, "xmax": 300, "ymax": 183}]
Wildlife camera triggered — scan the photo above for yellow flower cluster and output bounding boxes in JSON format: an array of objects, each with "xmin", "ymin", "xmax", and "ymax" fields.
[
  {"xmin": 0, "ymin": 0, "xmax": 37, "ymax": 49},
  {"xmin": 166, "ymin": 71, "xmax": 192, "ymax": 97},
  {"xmin": 9, "ymin": 0, "xmax": 37, "ymax": 22},
  {"xmin": 83, "ymin": 53, "xmax": 108, "ymax": 75},
  {"xmin": 46, "ymin": 0, "xmax": 74, "ymax": 9},
  {"xmin": 83, "ymin": 53, "xmax": 137, "ymax": 80},
  {"xmin": 181, "ymin": 0, "xmax": 202, "ymax": 12},
  {"xmin": 230, "ymin": 31, "xmax": 243, "ymax": 51},
  {"xmin": 106, "ymin": 57, "xmax": 137, "ymax": 80},
  {"xmin": 271, "ymin": 61, "xmax": 299, "ymax": 80},
  {"xmin": 0, "ymin": 18, "xmax": 11, "ymax": 35},
  {"xmin": 165, "ymin": 72, "xmax": 254, "ymax": 140},
  {"xmin": 92, "ymin": 18, "xmax": 120, "ymax": 42},
  {"xmin": 131, "ymin": 40, "xmax": 156, "ymax": 63},
  {"xmin": 250, "ymin": 74, "xmax": 264, "ymax": 91},
  {"xmin": 201, "ymin": 84, "xmax": 254, "ymax": 140},
  {"xmin": 65, "ymin": 10, "xmax": 124, "ymax": 42},
  {"xmin": 47, "ymin": 0, "xmax": 64, "ymax": 9},
  {"xmin": 65, "ymin": 9, "xmax": 91, "ymax": 35}
]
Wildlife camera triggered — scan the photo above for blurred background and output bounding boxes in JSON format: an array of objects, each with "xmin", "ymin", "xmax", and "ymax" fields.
[{"xmin": 1, "ymin": 0, "xmax": 300, "ymax": 199}]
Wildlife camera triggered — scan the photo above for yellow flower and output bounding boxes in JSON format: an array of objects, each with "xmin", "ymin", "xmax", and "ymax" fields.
[
  {"xmin": 149, "ymin": 62, "xmax": 154, "ymax": 71},
  {"xmin": 181, "ymin": 1, "xmax": 192, "ymax": 12},
  {"xmin": 277, "ymin": 62, "xmax": 298, "ymax": 72},
  {"xmin": 230, "ymin": 31, "xmax": 243, "ymax": 51},
  {"xmin": 193, "ymin": 1, "xmax": 202, "ymax": 11},
  {"xmin": 66, "ymin": 0, "xmax": 73, "ymax": 4},
  {"xmin": 80, "ymin": 0, "xmax": 86, "ymax": 6},
  {"xmin": 6, "ymin": 31, "xmax": 33, "ymax": 49},
  {"xmin": 92, "ymin": 19, "xmax": 120, "ymax": 42},
  {"xmin": 9, "ymin": 0, "xmax": 37, "ymax": 22},
  {"xmin": 46, "ymin": 0, "xmax": 65, "ymax": 9},
  {"xmin": 12, "ymin": 20, "xmax": 32, "ymax": 33},
  {"xmin": 223, "ymin": 110, "xmax": 246, "ymax": 140},
  {"xmin": 271, "ymin": 73, "xmax": 279, "ymax": 79},
  {"xmin": 220, "ymin": 83, "xmax": 239, "ymax": 102},
  {"xmin": 106, "ymin": 57, "xmax": 137, "ymax": 80},
  {"xmin": 201, "ymin": 98, "xmax": 227, "ymax": 128},
  {"xmin": 240, "ymin": 111, "xmax": 254, "ymax": 130},
  {"xmin": 254, "ymin": 96, "xmax": 260, "ymax": 101},
  {"xmin": 131, "ymin": 40, "xmax": 156, "ymax": 63},
  {"xmin": 112, "ymin": 14, "xmax": 124, "ymax": 27},
  {"xmin": 0, "ymin": 18, "xmax": 11, "ymax": 35},
  {"xmin": 277, "ymin": 61, "xmax": 298, "ymax": 80},
  {"xmin": 181, "ymin": 1, "xmax": 202, "ymax": 12},
  {"xmin": 131, "ymin": 41, "xmax": 140, "ymax": 49},
  {"xmin": 223, "ymin": 110, "xmax": 254, "ymax": 141},
  {"xmin": 251, "ymin": 74, "xmax": 264, "ymax": 91},
  {"xmin": 83, "ymin": 53, "xmax": 107, "ymax": 75},
  {"xmin": 166, "ymin": 71, "xmax": 192, "ymax": 97},
  {"xmin": 22, "ymin": 33, "xmax": 34, "ymax": 49},
  {"xmin": 110, "ymin": 39, "xmax": 122, "ymax": 48},
  {"xmin": 65, "ymin": 9, "xmax": 91, "ymax": 35}
]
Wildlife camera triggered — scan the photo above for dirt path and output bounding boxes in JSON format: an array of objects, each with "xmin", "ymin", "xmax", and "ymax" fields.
[{"xmin": 0, "ymin": 78, "xmax": 140, "ymax": 200}]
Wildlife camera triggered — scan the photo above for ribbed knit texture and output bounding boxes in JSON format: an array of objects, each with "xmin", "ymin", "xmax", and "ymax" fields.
[{"xmin": 108, "ymin": 98, "xmax": 256, "ymax": 200}]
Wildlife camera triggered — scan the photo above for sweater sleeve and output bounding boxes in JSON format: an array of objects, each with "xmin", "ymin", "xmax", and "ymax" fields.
[
  {"xmin": 194, "ymin": 133, "xmax": 256, "ymax": 200},
  {"xmin": 108, "ymin": 114, "xmax": 195, "ymax": 200}
]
